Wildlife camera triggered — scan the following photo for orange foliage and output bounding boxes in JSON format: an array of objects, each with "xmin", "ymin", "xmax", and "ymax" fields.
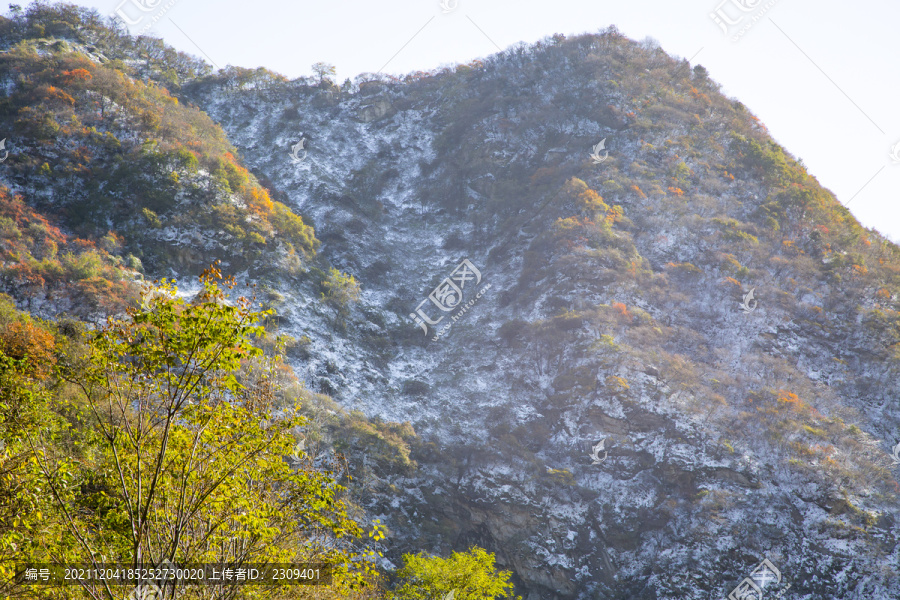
[
  {"xmin": 0, "ymin": 188, "xmax": 67, "ymax": 264},
  {"xmin": 605, "ymin": 204, "xmax": 624, "ymax": 225},
  {"xmin": 60, "ymin": 68, "xmax": 93, "ymax": 85},
  {"xmin": 245, "ymin": 185, "xmax": 275, "ymax": 217},
  {"xmin": 0, "ymin": 320, "xmax": 56, "ymax": 377},
  {"xmin": 631, "ymin": 185, "xmax": 646, "ymax": 199},
  {"xmin": 627, "ymin": 260, "xmax": 639, "ymax": 277},
  {"xmin": 554, "ymin": 216, "xmax": 592, "ymax": 248},
  {"xmin": 73, "ymin": 277, "xmax": 138, "ymax": 314},
  {"xmin": 665, "ymin": 262, "xmax": 702, "ymax": 276},
  {"xmin": 667, "ymin": 186, "xmax": 684, "ymax": 196},
  {"xmin": 576, "ymin": 188, "xmax": 607, "ymax": 212},
  {"xmin": 774, "ymin": 390, "xmax": 822, "ymax": 419},
  {"xmin": 689, "ymin": 86, "xmax": 711, "ymax": 105},
  {"xmin": 563, "ymin": 179, "xmax": 624, "ymax": 225},
  {"xmin": 3, "ymin": 264, "xmax": 46, "ymax": 290},
  {"xmin": 749, "ymin": 115, "xmax": 768, "ymax": 132},
  {"xmin": 73, "ymin": 238, "xmax": 96, "ymax": 250},
  {"xmin": 40, "ymin": 85, "xmax": 76, "ymax": 106},
  {"xmin": 776, "ymin": 390, "xmax": 803, "ymax": 409},
  {"xmin": 0, "ymin": 187, "xmax": 137, "ymax": 314},
  {"xmin": 611, "ymin": 302, "xmax": 632, "ymax": 322},
  {"xmin": 782, "ymin": 240, "xmax": 803, "ymax": 255}
]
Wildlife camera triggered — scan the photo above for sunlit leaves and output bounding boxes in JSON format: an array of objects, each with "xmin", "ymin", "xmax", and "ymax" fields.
[
  {"xmin": 40, "ymin": 268, "xmax": 373, "ymax": 598},
  {"xmin": 390, "ymin": 547, "xmax": 519, "ymax": 600}
]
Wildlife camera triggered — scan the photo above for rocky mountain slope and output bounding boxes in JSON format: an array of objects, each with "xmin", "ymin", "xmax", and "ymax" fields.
[{"xmin": 2, "ymin": 4, "xmax": 899, "ymax": 599}]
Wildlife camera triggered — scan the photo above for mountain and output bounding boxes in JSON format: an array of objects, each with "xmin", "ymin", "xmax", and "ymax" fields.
[
  {"xmin": 2, "ymin": 4, "xmax": 899, "ymax": 599},
  {"xmin": 0, "ymin": 3, "xmax": 317, "ymax": 320}
]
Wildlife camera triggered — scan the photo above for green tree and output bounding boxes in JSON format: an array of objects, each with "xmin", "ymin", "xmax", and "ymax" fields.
[
  {"xmin": 0, "ymin": 297, "xmax": 70, "ymax": 599},
  {"xmin": 322, "ymin": 268, "xmax": 361, "ymax": 321},
  {"xmin": 390, "ymin": 547, "xmax": 519, "ymax": 600},
  {"xmin": 0, "ymin": 352, "xmax": 59, "ymax": 599},
  {"xmin": 692, "ymin": 64, "xmax": 709, "ymax": 82},
  {"xmin": 311, "ymin": 62, "xmax": 337, "ymax": 85},
  {"xmin": 31, "ymin": 266, "xmax": 375, "ymax": 599}
]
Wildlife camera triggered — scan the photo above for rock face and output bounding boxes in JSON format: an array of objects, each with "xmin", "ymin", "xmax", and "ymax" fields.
[
  {"xmin": 3, "ymin": 12, "xmax": 898, "ymax": 597},
  {"xmin": 356, "ymin": 97, "xmax": 394, "ymax": 122},
  {"xmin": 183, "ymin": 30, "xmax": 900, "ymax": 597}
]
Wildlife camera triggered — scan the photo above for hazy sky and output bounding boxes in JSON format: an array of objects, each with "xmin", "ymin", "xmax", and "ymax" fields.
[{"xmin": 21, "ymin": 0, "xmax": 900, "ymax": 242}]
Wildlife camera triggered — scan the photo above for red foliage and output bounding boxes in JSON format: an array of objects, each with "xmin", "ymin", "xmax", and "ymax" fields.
[
  {"xmin": 73, "ymin": 277, "xmax": 137, "ymax": 314},
  {"xmin": 0, "ymin": 188, "xmax": 66, "ymax": 248},
  {"xmin": 73, "ymin": 238, "xmax": 96, "ymax": 250},
  {"xmin": 0, "ymin": 187, "xmax": 137, "ymax": 315},
  {"xmin": 611, "ymin": 302, "xmax": 632, "ymax": 323},
  {"xmin": 3, "ymin": 264, "xmax": 46, "ymax": 290},
  {"xmin": 60, "ymin": 68, "xmax": 93, "ymax": 85}
]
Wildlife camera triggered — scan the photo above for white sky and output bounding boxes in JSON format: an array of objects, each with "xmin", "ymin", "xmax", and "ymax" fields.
[{"xmin": 26, "ymin": 0, "xmax": 900, "ymax": 242}]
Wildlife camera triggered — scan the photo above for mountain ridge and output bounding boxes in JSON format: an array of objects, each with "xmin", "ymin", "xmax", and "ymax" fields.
[{"xmin": 1, "ymin": 4, "xmax": 899, "ymax": 599}]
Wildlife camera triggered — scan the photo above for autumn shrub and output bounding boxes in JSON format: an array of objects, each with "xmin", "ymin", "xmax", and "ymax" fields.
[
  {"xmin": 0, "ymin": 305, "xmax": 55, "ymax": 377},
  {"xmin": 60, "ymin": 249, "xmax": 103, "ymax": 280},
  {"xmin": 390, "ymin": 547, "xmax": 519, "ymax": 600},
  {"xmin": 322, "ymin": 268, "xmax": 361, "ymax": 320},
  {"xmin": 665, "ymin": 262, "xmax": 702, "ymax": 278},
  {"xmin": 605, "ymin": 375, "xmax": 631, "ymax": 396}
]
